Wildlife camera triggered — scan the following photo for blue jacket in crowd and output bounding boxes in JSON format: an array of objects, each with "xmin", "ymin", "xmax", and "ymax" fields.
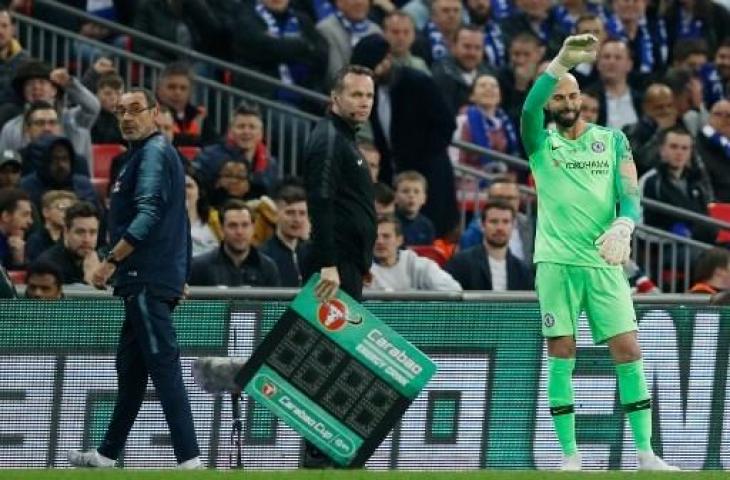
[{"xmin": 108, "ymin": 132, "xmax": 191, "ymax": 298}]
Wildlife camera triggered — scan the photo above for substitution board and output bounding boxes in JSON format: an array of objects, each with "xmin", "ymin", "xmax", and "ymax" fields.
[{"xmin": 235, "ymin": 275, "xmax": 437, "ymax": 466}]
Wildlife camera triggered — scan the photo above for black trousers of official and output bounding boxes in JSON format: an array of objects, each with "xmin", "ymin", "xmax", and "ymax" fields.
[
  {"xmin": 302, "ymin": 261, "xmax": 364, "ymax": 468},
  {"xmin": 97, "ymin": 288, "xmax": 200, "ymax": 464}
]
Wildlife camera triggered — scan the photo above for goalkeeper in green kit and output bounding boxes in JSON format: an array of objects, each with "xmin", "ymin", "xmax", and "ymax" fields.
[{"xmin": 521, "ymin": 35, "xmax": 678, "ymax": 471}]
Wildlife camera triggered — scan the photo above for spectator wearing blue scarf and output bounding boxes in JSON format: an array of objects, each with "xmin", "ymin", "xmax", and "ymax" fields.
[
  {"xmin": 317, "ymin": 0, "xmax": 382, "ymax": 83},
  {"xmin": 452, "ymin": 73, "xmax": 520, "ymax": 173},
  {"xmin": 664, "ymin": 0, "xmax": 730, "ymax": 57},
  {"xmin": 500, "ymin": 0, "xmax": 568, "ymax": 58},
  {"xmin": 669, "ymin": 39, "xmax": 722, "ymax": 108},
  {"xmin": 605, "ymin": 0, "xmax": 668, "ymax": 86},
  {"xmin": 552, "ymin": 0, "xmax": 608, "ymax": 34},
  {"xmin": 696, "ymin": 99, "xmax": 730, "ymax": 202},
  {"xmin": 464, "ymin": 0, "xmax": 508, "ymax": 68},
  {"xmin": 233, "ymin": 0, "xmax": 328, "ymax": 110},
  {"xmin": 696, "ymin": 39, "xmax": 730, "ymax": 108},
  {"xmin": 421, "ymin": 0, "xmax": 463, "ymax": 65}
]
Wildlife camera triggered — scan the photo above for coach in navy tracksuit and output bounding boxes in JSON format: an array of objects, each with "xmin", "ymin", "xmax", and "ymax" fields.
[{"xmin": 67, "ymin": 88, "xmax": 201, "ymax": 469}]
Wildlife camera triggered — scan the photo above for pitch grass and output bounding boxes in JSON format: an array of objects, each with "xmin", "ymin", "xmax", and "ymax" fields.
[{"xmin": 0, "ymin": 471, "xmax": 725, "ymax": 480}]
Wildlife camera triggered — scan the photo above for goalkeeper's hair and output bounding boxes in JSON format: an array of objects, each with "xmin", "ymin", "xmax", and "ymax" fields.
[{"xmin": 481, "ymin": 198, "xmax": 516, "ymax": 220}]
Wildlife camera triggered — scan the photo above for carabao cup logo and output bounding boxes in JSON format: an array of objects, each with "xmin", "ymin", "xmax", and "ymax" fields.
[
  {"xmin": 317, "ymin": 299, "xmax": 362, "ymax": 332},
  {"xmin": 262, "ymin": 382, "xmax": 277, "ymax": 397}
]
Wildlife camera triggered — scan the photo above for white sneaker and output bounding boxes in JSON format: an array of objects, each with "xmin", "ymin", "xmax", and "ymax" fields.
[
  {"xmin": 178, "ymin": 456, "xmax": 203, "ymax": 469},
  {"xmin": 67, "ymin": 449, "xmax": 115, "ymax": 468},
  {"xmin": 560, "ymin": 452, "xmax": 582, "ymax": 471},
  {"xmin": 637, "ymin": 451, "xmax": 680, "ymax": 471}
]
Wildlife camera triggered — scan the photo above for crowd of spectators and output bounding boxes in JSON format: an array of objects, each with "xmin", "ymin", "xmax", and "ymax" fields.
[{"xmin": 1, "ymin": 0, "xmax": 730, "ymax": 295}]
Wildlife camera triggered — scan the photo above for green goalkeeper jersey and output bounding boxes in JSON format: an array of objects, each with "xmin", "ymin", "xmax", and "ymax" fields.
[{"xmin": 520, "ymin": 73, "xmax": 641, "ymax": 267}]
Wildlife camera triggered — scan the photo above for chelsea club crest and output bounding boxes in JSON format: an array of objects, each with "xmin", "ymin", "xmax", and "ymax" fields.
[{"xmin": 591, "ymin": 141, "xmax": 605, "ymax": 153}]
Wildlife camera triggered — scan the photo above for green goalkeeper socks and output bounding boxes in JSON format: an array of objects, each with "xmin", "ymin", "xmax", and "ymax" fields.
[
  {"xmin": 616, "ymin": 359, "xmax": 652, "ymax": 452},
  {"xmin": 548, "ymin": 356, "xmax": 577, "ymax": 456}
]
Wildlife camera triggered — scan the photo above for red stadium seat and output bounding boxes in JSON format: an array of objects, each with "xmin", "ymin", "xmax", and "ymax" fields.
[
  {"xmin": 178, "ymin": 146, "xmax": 201, "ymax": 162},
  {"xmin": 409, "ymin": 245, "xmax": 448, "ymax": 267},
  {"xmin": 708, "ymin": 202, "xmax": 730, "ymax": 244},
  {"xmin": 92, "ymin": 144, "xmax": 125, "ymax": 180}
]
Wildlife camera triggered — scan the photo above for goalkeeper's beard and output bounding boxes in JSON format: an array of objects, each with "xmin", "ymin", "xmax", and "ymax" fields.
[{"xmin": 553, "ymin": 108, "xmax": 579, "ymax": 128}]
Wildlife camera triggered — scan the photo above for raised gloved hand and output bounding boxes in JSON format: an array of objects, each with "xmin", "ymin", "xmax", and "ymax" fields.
[
  {"xmin": 595, "ymin": 217, "xmax": 634, "ymax": 266},
  {"xmin": 546, "ymin": 34, "xmax": 599, "ymax": 78}
]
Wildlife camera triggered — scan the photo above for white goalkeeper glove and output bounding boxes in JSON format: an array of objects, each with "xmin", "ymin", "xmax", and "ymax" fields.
[
  {"xmin": 546, "ymin": 34, "xmax": 599, "ymax": 79},
  {"xmin": 595, "ymin": 217, "xmax": 634, "ymax": 266}
]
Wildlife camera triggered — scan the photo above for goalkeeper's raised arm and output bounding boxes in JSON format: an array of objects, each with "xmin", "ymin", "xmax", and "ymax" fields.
[{"xmin": 520, "ymin": 35, "xmax": 598, "ymax": 156}]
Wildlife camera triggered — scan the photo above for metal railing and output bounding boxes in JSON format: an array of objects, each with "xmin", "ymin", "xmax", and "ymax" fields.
[
  {"xmin": 13, "ymin": 285, "xmax": 715, "ymax": 303},
  {"xmin": 31, "ymin": 0, "xmax": 330, "ymax": 105},
  {"xmin": 13, "ymin": 12, "xmax": 321, "ymax": 176},
  {"xmin": 453, "ymin": 141, "xmax": 730, "ymax": 231}
]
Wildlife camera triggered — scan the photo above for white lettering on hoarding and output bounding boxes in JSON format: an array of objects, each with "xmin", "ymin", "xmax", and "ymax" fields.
[
  {"xmin": 396, "ymin": 354, "xmax": 489, "ymax": 469},
  {"xmin": 55, "ymin": 356, "xmax": 215, "ymax": 468},
  {"xmin": 721, "ymin": 342, "xmax": 730, "ymax": 470},
  {"xmin": 227, "ymin": 310, "xmax": 299, "ymax": 469},
  {"xmin": 0, "ymin": 356, "xmax": 55, "ymax": 467},
  {"xmin": 0, "ymin": 308, "xmax": 725, "ymax": 471},
  {"xmin": 534, "ymin": 315, "xmax": 617, "ymax": 470},
  {"xmin": 619, "ymin": 310, "xmax": 717, "ymax": 471}
]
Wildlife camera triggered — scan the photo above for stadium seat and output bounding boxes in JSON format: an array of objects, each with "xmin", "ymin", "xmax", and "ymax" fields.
[
  {"xmin": 708, "ymin": 202, "xmax": 730, "ymax": 244},
  {"xmin": 92, "ymin": 144, "xmax": 125, "ymax": 180},
  {"xmin": 409, "ymin": 245, "xmax": 448, "ymax": 267},
  {"xmin": 178, "ymin": 146, "xmax": 201, "ymax": 162}
]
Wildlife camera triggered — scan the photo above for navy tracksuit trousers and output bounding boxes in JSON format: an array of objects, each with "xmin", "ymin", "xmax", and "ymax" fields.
[{"xmin": 97, "ymin": 288, "xmax": 199, "ymax": 463}]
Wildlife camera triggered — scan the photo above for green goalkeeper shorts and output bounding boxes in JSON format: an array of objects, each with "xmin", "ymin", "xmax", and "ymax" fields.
[{"xmin": 536, "ymin": 262, "xmax": 637, "ymax": 344}]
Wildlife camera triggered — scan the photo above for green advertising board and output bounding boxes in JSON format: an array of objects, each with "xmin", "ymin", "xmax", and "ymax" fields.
[
  {"xmin": 0, "ymin": 297, "xmax": 727, "ymax": 470},
  {"xmin": 236, "ymin": 276, "xmax": 438, "ymax": 466}
]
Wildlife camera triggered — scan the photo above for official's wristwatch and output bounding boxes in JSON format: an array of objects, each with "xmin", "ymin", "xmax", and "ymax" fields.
[{"xmin": 104, "ymin": 252, "xmax": 120, "ymax": 266}]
